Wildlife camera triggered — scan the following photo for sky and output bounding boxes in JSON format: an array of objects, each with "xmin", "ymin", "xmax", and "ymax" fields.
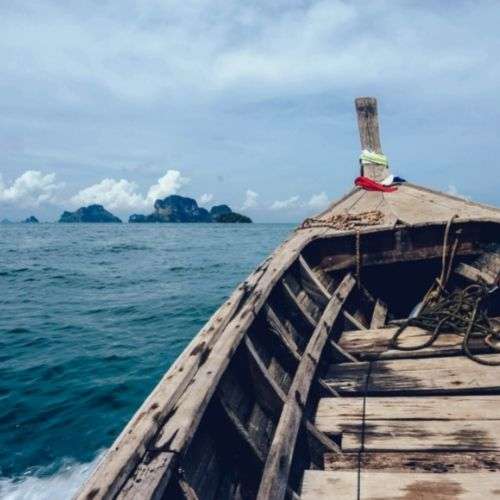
[{"xmin": 1, "ymin": 0, "xmax": 499, "ymax": 222}]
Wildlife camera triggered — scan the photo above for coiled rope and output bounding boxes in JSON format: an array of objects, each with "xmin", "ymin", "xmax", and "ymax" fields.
[
  {"xmin": 390, "ymin": 215, "xmax": 500, "ymax": 365},
  {"xmin": 390, "ymin": 284, "xmax": 500, "ymax": 365}
]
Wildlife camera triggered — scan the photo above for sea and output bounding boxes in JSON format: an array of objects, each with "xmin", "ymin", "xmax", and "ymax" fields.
[{"xmin": 0, "ymin": 223, "xmax": 294, "ymax": 499}]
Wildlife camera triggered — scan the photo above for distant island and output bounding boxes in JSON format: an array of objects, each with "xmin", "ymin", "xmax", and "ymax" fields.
[
  {"xmin": 23, "ymin": 216, "xmax": 39, "ymax": 224},
  {"xmin": 129, "ymin": 195, "xmax": 252, "ymax": 223},
  {"xmin": 0, "ymin": 216, "xmax": 39, "ymax": 224},
  {"xmin": 59, "ymin": 204, "xmax": 122, "ymax": 223},
  {"xmin": 27, "ymin": 196, "xmax": 253, "ymax": 224}
]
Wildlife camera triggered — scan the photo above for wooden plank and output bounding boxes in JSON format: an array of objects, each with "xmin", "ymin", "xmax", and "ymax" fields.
[
  {"xmin": 320, "ymin": 240, "xmax": 479, "ymax": 273},
  {"xmin": 298, "ymin": 255, "xmax": 331, "ymax": 300},
  {"xmin": 117, "ymin": 452, "xmax": 176, "ymax": 500},
  {"xmin": 341, "ymin": 420, "xmax": 500, "ymax": 451},
  {"xmin": 297, "ymin": 254, "xmax": 367, "ymax": 330},
  {"xmin": 316, "ymin": 396, "xmax": 500, "ymax": 432},
  {"xmin": 343, "ymin": 311, "xmax": 367, "ymax": 331},
  {"xmin": 455, "ymin": 262, "xmax": 496, "ymax": 286},
  {"xmin": 264, "ymin": 304, "xmax": 301, "ymax": 362},
  {"xmin": 257, "ymin": 274, "xmax": 355, "ymax": 500},
  {"xmin": 325, "ymin": 354, "xmax": 500, "ymax": 395},
  {"xmin": 300, "ymin": 470, "xmax": 500, "ymax": 500},
  {"xmin": 281, "ymin": 279, "xmax": 317, "ymax": 328},
  {"xmin": 324, "ymin": 451, "xmax": 500, "ymax": 472},
  {"xmin": 338, "ymin": 326, "xmax": 491, "ymax": 360},
  {"xmin": 370, "ymin": 299, "xmax": 387, "ymax": 329}
]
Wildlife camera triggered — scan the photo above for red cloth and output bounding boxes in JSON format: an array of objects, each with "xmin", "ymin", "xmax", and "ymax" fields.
[{"xmin": 355, "ymin": 176, "xmax": 397, "ymax": 192}]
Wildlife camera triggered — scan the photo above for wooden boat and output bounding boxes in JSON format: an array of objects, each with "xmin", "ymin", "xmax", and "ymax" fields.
[{"xmin": 77, "ymin": 98, "xmax": 500, "ymax": 500}]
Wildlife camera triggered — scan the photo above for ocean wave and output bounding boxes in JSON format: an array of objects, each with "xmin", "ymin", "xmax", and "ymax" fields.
[{"xmin": 0, "ymin": 452, "xmax": 104, "ymax": 500}]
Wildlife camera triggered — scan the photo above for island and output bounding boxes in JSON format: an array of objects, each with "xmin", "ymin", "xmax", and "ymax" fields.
[
  {"xmin": 129, "ymin": 195, "xmax": 252, "ymax": 223},
  {"xmin": 59, "ymin": 204, "xmax": 122, "ymax": 223},
  {"xmin": 23, "ymin": 216, "xmax": 39, "ymax": 223}
]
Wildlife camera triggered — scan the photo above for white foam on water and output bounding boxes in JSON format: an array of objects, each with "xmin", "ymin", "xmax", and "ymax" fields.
[{"xmin": 0, "ymin": 451, "xmax": 105, "ymax": 500}]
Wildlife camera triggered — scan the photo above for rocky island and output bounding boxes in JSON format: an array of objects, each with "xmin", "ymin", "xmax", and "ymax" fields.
[
  {"xmin": 129, "ymin": 195, "xmax": 252, "ymax": 223},
  {"xmin": 59, "ymin": 204, "xmax": 122, "ymax": 223},
  {"xmin": 23, "ymin": 216, "xmax": 39, "ymax": 223}
]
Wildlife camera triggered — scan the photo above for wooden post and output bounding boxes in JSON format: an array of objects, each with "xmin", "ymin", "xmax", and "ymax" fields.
[{"xmin": 355, "ymin": 97, "xmax": 388, "ymax": 181}]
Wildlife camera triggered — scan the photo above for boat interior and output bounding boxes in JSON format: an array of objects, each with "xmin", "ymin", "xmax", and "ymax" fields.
[{"xmin": 114, "ymin": 219, "xmax": 500, "ymax": 500}]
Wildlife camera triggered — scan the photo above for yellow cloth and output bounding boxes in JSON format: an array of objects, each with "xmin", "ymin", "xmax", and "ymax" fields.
[{"xmin": 360, "ymin": 149, "xmax": 388, "ymax": 167}]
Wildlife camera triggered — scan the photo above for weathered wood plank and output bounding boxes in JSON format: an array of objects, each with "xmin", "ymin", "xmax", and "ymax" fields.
[
  {"xmin": 316, "ymin": 396, "xmax": 500, "ymax": 431},
  {"xmin": 320, "ymin": 240, "xmax": 479, "ymax": 273},
  {"xmin": 370, "ymin": 299, "xmax": 387, "ymax": 329},
  {"xmin": 335, "ymin": 420, "xmax": 500, "ymax": 452},
  {"xmin": 257, "ymin": 274, "xmax": 355, "ymax": 500},
  {"xmin": 326, "ymin": 354, "xmax": 500, "ymax": 395},
  {"xmin": 298, "ymin": 255, "xmax": 331, "ymax": 300},
  {"xmin": 324, "ymin": 451, "xmax": 500, "ymax": 473},
  {"xmin": 117, "ymin": 452, "xmax": 176, "ymax": 500},
  {"xmin": 281, "ymin": 279, "xmax": 317, "ymax": 328},
  {"xmin": 455, "ymin": 262, "xmax": 496, "ymax": 286},
  {"xmin": 301, "ymin": 470, "xmax": 500, "ymax": 500},
  {"xmin": 343, "ymin": 311, "xmax": 367, "ymax": 331},
  {"xmin": 338, "ymin": 326, "xmax": 491, "ymax": 360},
  {"xmin": 297, "ymin": 254, "xmax": 367, "ymax": 330},
  {"xmin": 264, "ymin": 305, "xmax": 301, "ymax": 362}
]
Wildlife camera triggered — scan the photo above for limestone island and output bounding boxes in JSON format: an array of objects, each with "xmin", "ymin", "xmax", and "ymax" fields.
[
  {"xmin": 129, "ymin": 196, "xmax": 252, "ymax": 223},
  {"xmin": 59, "ymin": 204, "xmax": 122, "ymax": 223},
  {"xmin": 23, "ymin": 216, "xmax": 39, "ymax": 223}
]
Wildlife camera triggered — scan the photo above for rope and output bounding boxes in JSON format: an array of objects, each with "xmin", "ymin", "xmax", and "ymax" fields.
[
  {"xmin": 298, "ymin": 210, "xmax": 384, "ymax": 232},
  {"xmin": 419, "ymin": 215, "xmax": 459, "ymax": 307},
  {"xmin": 390, "ymin": 283, "xmax": 500, "ymax": 365}
]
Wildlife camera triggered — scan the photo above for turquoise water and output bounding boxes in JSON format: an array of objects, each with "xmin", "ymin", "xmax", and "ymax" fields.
[{"xmin": 0, "ymin": 223, "xmax": 293, "ymax": 498}]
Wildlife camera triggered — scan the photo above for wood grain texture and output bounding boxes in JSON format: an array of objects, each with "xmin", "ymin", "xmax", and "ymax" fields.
[
  {"xmin": 370, "ymin": 299, "xmax": 387, "ymax": 329},
  {"xmin": 316, "ymin": 396, "xmax": 500, "ymax": 430},
  {"xmin": 355, "ymin": 97, "xmax": 388, "ymax": 181},
  {"xmin": 297, "ymin": 254, "xmax": 367, "ymax": 330},
  {"xmin": 341, "ymin": 420, "xmax": 500, "ymax": 452},
  {"xmin": 257, "ymin": 274, "xmax": 355, "ymax": 500},
  {"xmin": 455, "ymin": 262, "xmax": 496, "ymax": 285},
  {"xmin": 338, "ymin": 326, "xmax": 492, "ymax": 360},
  {"xmin": 324, "ymin": 451, "xmax": 500, "ymax": 473},
  {"xmin": 326, "ymin": 354, "xmax": 500, "ymax": 395},
  {"xmin": 300, "ymin": 470, "xmax": 500, "ymax": 499}
]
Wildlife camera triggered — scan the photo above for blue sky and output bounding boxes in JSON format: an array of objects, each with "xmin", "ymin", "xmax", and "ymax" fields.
[{"xmin": 1, "ymin": 0, "xmax": 499, "ymax": 222}]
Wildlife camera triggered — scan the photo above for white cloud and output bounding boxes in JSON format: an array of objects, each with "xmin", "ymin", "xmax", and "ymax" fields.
[
  {"xmin": 145, "ymin": 170, "xmax": 189, "ymax": 206},
  {"xmin": 198, "ymin": 193, "xmax": 213, "ymax": 205},
  {"xmin": 0, "ymin": 170, "xmax": 62, "ymax": 206},
  {"xmin": 308, "ymin": 192, "xmax": 329, "ymax": 209},
  {"xmin": 70, "ymin": 178, "xmax": 144, "ymax": 211},
  {"xmin": 242, "ymin": 189, "xmax": 259, "ymax": 210},
  {"xmin": 270, "ymin": 195, "xmax": 300, "ymax": 210},
  {"xmin": 71, "ymin": 169, "xmax": 189, "ymax": 211}
]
